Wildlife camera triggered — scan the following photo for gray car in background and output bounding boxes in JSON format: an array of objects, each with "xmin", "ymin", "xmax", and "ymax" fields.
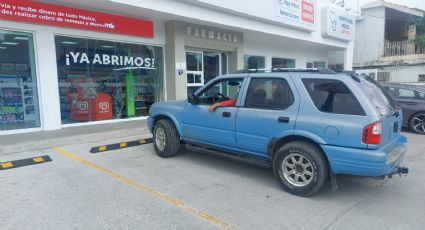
[{"xmin": 383, "ymin": 83, "xmax": 425, "ymax": 134}]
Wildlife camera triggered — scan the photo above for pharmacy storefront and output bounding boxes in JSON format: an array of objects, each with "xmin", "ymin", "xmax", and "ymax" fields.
[
  {"xmin": 0, "ymin": 0, "xmax": 164, "ymax": 133},
  {"xmin": 1, "ymin": 0, "xmax": 355, "ymax": 134}
]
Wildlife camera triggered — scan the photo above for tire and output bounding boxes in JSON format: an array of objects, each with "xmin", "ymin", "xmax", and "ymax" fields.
[
  {"xmin": 409, "ymin": 112, "xmax": 425, "ymax": 135},
  {"xmin": 153, "ymin": 119, "xmax": 181, "ymax": 158},
  {"xmin": 273, "ymin": 141, "xmax": 328, "ymax": 197}
]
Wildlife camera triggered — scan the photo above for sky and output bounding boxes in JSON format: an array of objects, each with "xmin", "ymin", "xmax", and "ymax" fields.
[{"xmin": 344, "ymin": 0, "xmax": 425, "ymax": 13}]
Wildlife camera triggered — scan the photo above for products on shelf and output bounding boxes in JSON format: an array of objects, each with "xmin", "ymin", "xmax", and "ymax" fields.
[
  {"xmin": 0, "ymin": 87, "xmax": 24, "ymax": 123},
  {"xmin": 0, "ymin": 75, "xmax": 37, "ymax": 124}
]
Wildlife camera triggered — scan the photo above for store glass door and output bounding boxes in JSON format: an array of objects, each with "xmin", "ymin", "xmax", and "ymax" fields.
[
  {"xmin": 203, "ymin": 51, "xmax": 220, "ymax": 83},
  {"xmin": 186, "ymin": 51, "xmax": 227, "ymax": 96}
]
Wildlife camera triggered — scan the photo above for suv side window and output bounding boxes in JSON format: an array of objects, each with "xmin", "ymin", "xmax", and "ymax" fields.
[
  {"xmin": 197, "ymin": 78, "xmax": 244, "ymax": 105},
  {"xmin": 302, "ymin": 79, "xmax": 365, "ymax": 116},
  {"xmin": 398, "ymin": 88, "xmax": 415, "ymax": 99},
  {"xmin": 418, "ymin": 91, "xmax": 425, "ymax": 100},
  {"xmin": 384, "ymin": 87, "xmax": 398, "ymax": 98},
  {"xmin": 244, "ymin": 78, "xmax": 294, "ymax": 110}
]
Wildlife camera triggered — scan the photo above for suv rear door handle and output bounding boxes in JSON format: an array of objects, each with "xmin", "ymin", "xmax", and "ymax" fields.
[
  {"xmin": 278, "ymin": 116, "xmax": 290, "ymax": 123},
  {"xmin": 223, "ymin": 112, "xmax": 231, "ymax": 117},
  {"xmin": 406, "ymin": 102, "xmax": 418, "ymax": 105}
]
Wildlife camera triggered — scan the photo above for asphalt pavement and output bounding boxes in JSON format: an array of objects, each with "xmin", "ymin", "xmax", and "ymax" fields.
[{"xmin": 1, "ymin": 132, "xmax": 424, "ymax": 230}]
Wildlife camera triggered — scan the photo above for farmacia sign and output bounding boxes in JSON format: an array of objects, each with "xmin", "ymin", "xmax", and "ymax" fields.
[{"xmin": 65, "ymin": 52, "xmax": 156, "ymax": 69}]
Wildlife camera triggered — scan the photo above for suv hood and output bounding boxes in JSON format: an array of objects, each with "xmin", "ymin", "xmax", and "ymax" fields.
[
  {"xmin": 150, "ymin": 99, "xmax": 188, "ymax": 118},
  {"xmin": 152, "ymin": 99, "xmax": 187, "ymax": 108}
]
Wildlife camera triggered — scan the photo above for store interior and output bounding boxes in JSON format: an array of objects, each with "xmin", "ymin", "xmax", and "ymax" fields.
[{"xmin": 55, "ymin": 35, "xmax": 164, "ymax": 124}]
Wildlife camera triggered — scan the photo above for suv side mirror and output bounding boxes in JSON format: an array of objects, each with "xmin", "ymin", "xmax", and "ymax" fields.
[{"xmin": 188, "ymin": 93, "xmax": 198, "ymax": 104}]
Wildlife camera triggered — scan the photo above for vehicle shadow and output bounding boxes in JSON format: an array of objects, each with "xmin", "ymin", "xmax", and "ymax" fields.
[
  {"xmin": 401, "ymin": 127, "xmax": 424, "ymax": 135},
  {"xmin": 402, "ymin": 127, "xmax": 411, "ymax": 133},
  {"xmin": 178, "ymin": 146, "xmax": 385, "ymax": 199}
]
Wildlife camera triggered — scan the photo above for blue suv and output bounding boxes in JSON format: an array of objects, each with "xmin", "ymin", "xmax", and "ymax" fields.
[{"xmin": 148, "ymin": 69, "xmax": 408, "ymax": 196}]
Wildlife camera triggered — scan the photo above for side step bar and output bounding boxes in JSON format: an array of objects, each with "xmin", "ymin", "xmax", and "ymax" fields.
[{"xmin": 185, "ymin": 144, "xmax": 272, "ymax": 168}]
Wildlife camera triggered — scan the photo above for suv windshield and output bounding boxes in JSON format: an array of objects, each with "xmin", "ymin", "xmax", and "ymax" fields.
[{"xmin": 358, "ymin": 75, "xmax": 398, "ymax": 116}]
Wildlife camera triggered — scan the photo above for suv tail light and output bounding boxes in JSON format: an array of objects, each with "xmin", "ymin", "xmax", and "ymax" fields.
[{"xmin": 363, "ymin": 121, "xmax": 382, "ymax": 145}]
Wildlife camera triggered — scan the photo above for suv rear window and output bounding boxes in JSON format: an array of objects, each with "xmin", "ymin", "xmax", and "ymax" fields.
[
  {"xmin": 302, "ymin": 79, "xmax": 365, "ymax": 116},
  {"xmin": 359, "ymin": 77, "xmax": 397, "ymax": 116}
]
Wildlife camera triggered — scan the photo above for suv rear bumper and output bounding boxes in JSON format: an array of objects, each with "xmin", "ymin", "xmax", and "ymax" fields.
[{"xmin": 322, "ymin": 135, "xmax": 407, "ymax": 177}]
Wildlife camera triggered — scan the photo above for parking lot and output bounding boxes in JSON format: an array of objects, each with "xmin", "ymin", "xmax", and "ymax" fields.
[{"xmin": 1, "ymin": 131, "xmax": 424, "ymax": 230}]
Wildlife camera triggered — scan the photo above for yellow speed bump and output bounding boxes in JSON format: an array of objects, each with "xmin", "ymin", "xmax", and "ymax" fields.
[
  {"xmin": 90, "ymin": 138, "xmax": 153, "ymax": 153},
  {"xmin": 0, "ymin": 155, "xmax": 52, "ymax": 170},
  {"xmin": 1, "ymin": 162, "xmax": 13, "ymax": 169},
  {"xmin": 32, "ymin": 157, "xmax": 44, "ymax": 163},
  {"xmin": 99, "ymin": 146, "xmax": 107, "ymax": 152}
]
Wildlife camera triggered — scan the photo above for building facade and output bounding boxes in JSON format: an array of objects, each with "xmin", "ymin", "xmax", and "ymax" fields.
[
  {"xmin": 353, "ymin": 0, "xmax": 425, "ymax": 83},
  {"xmin": 0, "ymin": 0, "xmax": 355, "ymax": 134}
]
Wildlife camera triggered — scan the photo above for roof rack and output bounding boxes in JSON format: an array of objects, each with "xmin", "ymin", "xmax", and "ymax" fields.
[
  {"xmin": 334, "ymin": 70, "xmax": 356, "ymax": 74},
  {"xmin": 334, "ymin": 70, "xmax": 362, "ymax": 82},
  {"xmin": 234, "ymin": 68, "xmax": 336, "ymax": 74}
]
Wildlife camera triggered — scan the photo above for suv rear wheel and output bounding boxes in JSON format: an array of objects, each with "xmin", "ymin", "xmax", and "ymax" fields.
[
  {"xmin": 153, "ymin": 119, "xmax": 181, "ymax": 158},
  {"xmin": 273, "ymin": 141, "xmax": 328, "ymax": 197}
]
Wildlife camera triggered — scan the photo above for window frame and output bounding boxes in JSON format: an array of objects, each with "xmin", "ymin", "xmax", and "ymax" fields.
[
  {"xmin": 306, "ymin": 60, "xmax": 327, "ymax": 69},
  {"xmin": 306, "ymin": 60, "xmax": 314, "ymax": 68},
  {"xmin": 0, "ymin": 29, "xmax": 42, "ymax": 133},
  {"xmin": 244, "ymin": 55, "xmax": 266, "ymax": 70},
  {"xmin": 186, "ymin": 50, "xmax": 228, "ymax": 88},
  {"xmin": 186, "ymin": 50, "xmax": 204, "ymax": 87},
  {"xmin": 271, "ymin": 57, "xmax": 296, "ymax": 69},
  {"xmin": 54, "ymin": 34, "xmax": 166, "ymax": 124},
  {"xmin": 313, "ymin": 61, "xmax": 327, "ymax": 69},
  {"xmin": 243, "ymin": 77, "xmax": 294, "ymax": 111}
]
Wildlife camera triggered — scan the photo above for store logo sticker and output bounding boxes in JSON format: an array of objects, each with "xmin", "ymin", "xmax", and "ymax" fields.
[
  {"xmin": 77, "ymin": 101, "xmax": 89, "ymax": 111},
  {"xmin": 99, "ymin": 102, "xmax": 110, "ymax": 111}
]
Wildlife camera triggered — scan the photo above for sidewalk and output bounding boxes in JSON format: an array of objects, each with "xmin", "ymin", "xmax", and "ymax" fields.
[{"xmin": 0, "ymin": 120, "xmax": 151, "ymax": 156}]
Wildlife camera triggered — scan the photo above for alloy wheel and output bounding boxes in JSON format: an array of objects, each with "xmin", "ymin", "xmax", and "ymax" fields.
[
  {"xmin": 282, "ymin": 153, "xmax": 314, "ymax": 187},
  {"xmin": 155, "ymin": 127, "xmax": 167, "ymax": 151},
  {"xmin": 412, "ymin": 114, "xmax": 425, "ymax": 134}
]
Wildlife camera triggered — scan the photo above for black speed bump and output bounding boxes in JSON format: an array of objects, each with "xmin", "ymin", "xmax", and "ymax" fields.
[
  {"xmin": 0, "ymin": 155, "xmax": 52, "ymax": 170},
  {"xmin": 90, "ymin": 138, "xmax": 153, "ymax": 153}
]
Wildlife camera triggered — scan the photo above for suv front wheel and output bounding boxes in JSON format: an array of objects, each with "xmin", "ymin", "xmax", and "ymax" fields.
[
  {"xmin": 153, "ymin": 119, "xmax": 181, "ymax": 158},
  {"xmin": 273, "ymin": 141, "xmax": 328, "ymax": 197}
]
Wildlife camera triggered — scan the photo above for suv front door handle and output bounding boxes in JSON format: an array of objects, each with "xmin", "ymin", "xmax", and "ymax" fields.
[
  {"xmin": 278, "ymin": 116, "xmax": 290, "ymax": 123},
  {"xmin": 223, "ymin": 112, "xmax": 231, "ymax": 117}
]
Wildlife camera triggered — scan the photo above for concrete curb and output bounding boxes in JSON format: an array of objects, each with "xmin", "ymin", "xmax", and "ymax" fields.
[{"xmin": 0, "ymin": 120, "xmax": 151, "ymax": 156}]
